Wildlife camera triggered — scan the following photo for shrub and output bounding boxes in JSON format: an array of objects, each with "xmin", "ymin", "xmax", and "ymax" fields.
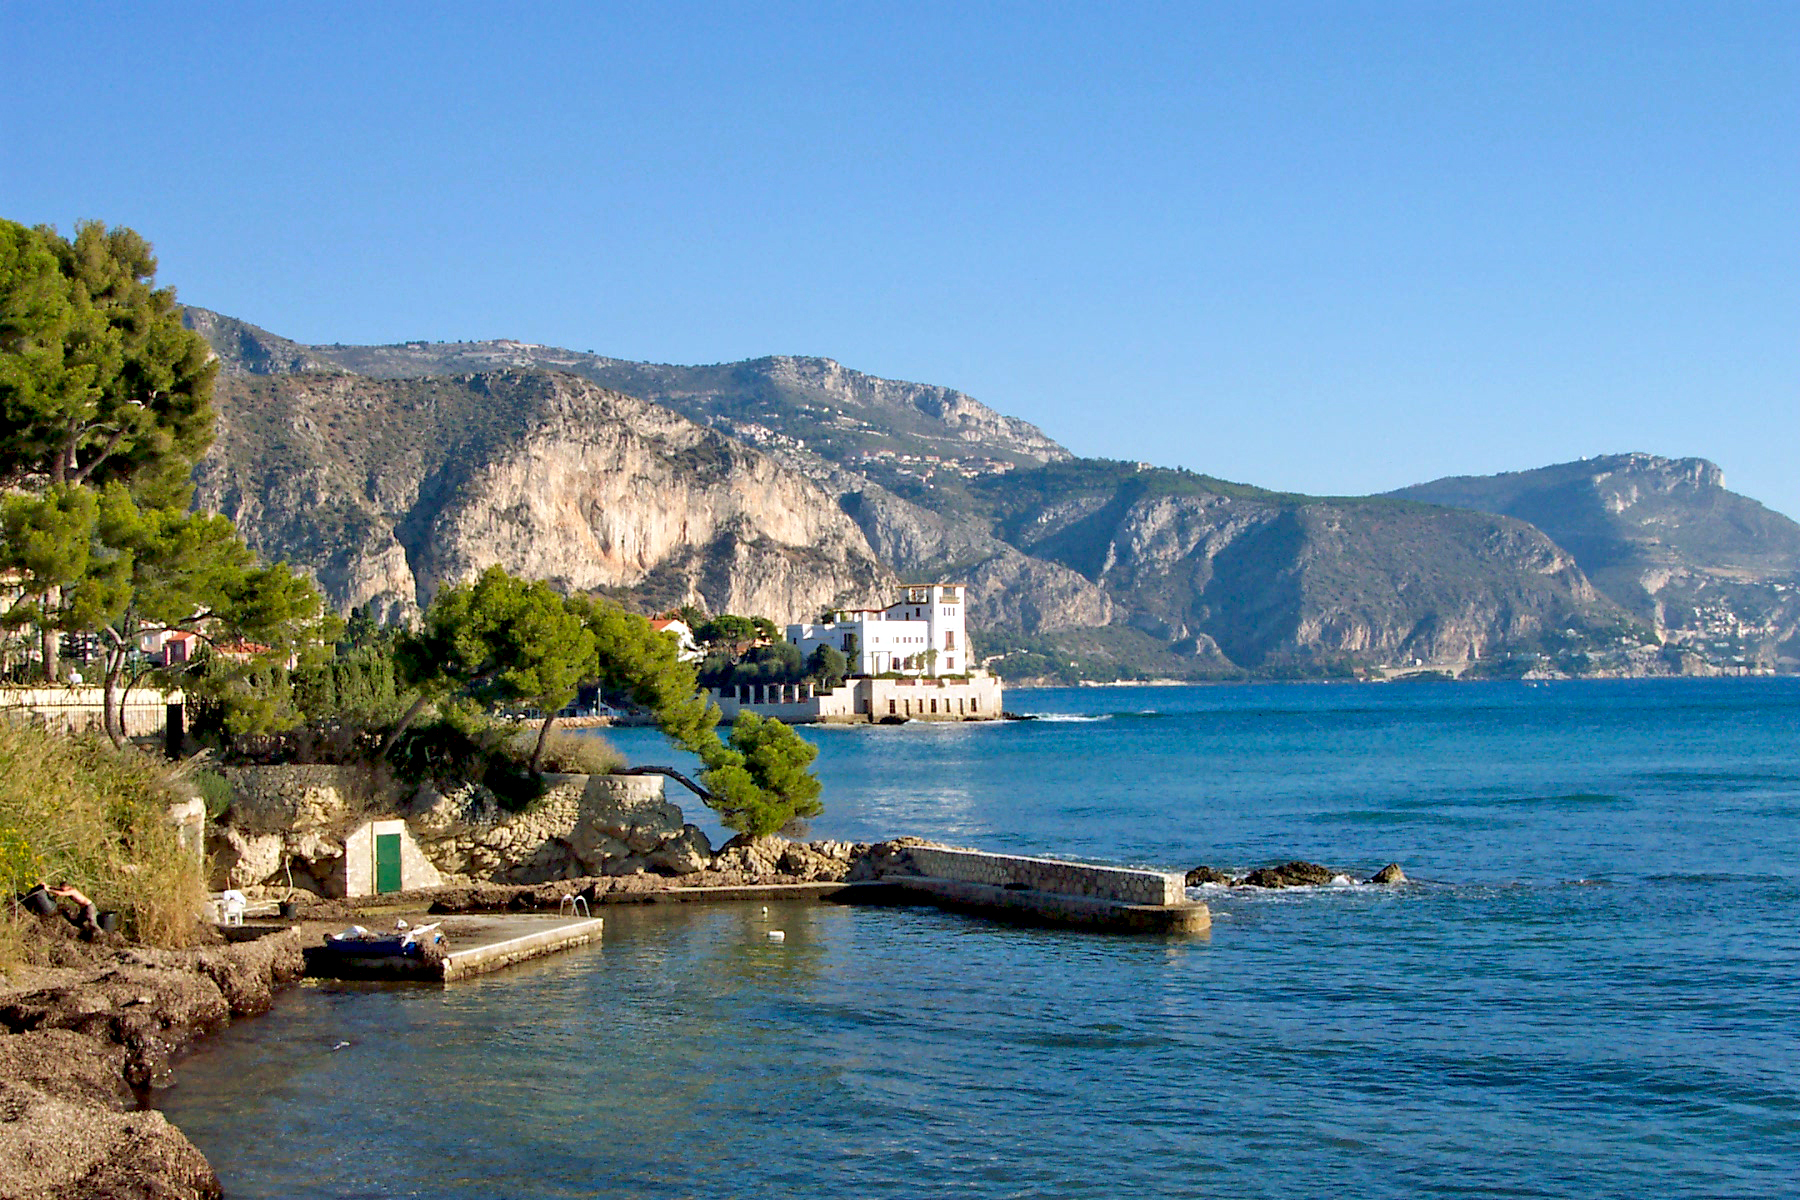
[
  {"xmin": 191, "ymin": 769, "xmax": 235, "ymax": 821},
  {"xmin": 525, "ymin": 730, "xmax": 624, "ymax": 776},
  {"xmin": 0, "ymin": 721, "xmax": 206, "ymax": 965},
  {"xmin": 387, "ymin": 716, "xmax": 543, "ymax": 812}
]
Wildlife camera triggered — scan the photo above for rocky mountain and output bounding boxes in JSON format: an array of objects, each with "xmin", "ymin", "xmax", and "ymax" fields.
[
  {"xmin": 1391, "ymin": 455, "xmax": 1800, "ymax": 668},
  {"xmin": 955, "ymin": 460, "xmax": 1637, "ymax": 674},
  {"xmin": 194, "ymin": 368, "xmax": 893, "ymax": 623},
  {"xmin": 186, "ymin": 308, "xmax": 1768, "ymax": 678},
  {"xmin": 184, "ymin": 308, "xmax": 1069, "ymax": 477}
]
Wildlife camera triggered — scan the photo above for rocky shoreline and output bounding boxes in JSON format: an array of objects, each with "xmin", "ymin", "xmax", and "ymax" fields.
[
  {"xmin": 0, "ymin": 922, "xmax": 303, "ymax": 1200},
  {"xmin": 0, "ymin": 834, "xmax": 905, "ymax": 1199}
]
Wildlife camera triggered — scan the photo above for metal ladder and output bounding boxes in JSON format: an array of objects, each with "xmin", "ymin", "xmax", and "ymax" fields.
[{"xmin": 558, "ymin": 893, "xmax": 591, "ymax": 919}]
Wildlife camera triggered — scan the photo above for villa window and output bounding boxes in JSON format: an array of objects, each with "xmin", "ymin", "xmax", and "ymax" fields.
[{"xmin": 945, "ymin": 630, "xmax": 955, "ymax": 649}]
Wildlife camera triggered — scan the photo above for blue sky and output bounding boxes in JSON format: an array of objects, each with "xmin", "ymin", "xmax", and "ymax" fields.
[{"xmin": 6, "ymin": 3, "xmax": 1796, "ymax": 516}]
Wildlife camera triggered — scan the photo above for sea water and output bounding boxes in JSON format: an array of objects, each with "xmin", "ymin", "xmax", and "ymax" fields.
[{"xmin": 157, "ymin": 680, "xmax": 1800, "ymax": 1197}]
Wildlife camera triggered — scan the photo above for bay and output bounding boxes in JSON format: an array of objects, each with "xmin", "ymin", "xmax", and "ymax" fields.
[{"xmin": 158, "ymin": 679, "xmax": 1800, "ymax": 1197}]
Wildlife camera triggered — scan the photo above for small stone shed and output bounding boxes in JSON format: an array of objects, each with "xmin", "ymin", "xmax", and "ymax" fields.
[{"xmin": 341, "ymin": 818, "xmax": 443, "ymax": 897}]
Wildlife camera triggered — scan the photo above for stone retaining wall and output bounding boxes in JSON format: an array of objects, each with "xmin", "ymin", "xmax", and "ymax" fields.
[
  {"xmin": 211, "ymin": 765, "xmax": 713, "ymax": 895},
  {"xmin": 901, "ymin": 845, "xmax": 1184, "ymax": 906}
]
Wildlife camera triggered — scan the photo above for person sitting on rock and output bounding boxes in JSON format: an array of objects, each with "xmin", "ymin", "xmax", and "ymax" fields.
[{"xmin": 48, "ymin": 884, "xmax": 100, "ymax": 934}]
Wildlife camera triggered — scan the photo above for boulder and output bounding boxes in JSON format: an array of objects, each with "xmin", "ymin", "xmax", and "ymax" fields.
[
  {"xmin": 1185, "ymin": 865, "xmax": 1232, "ymax": 886},
  {"xmin": 1238, "ymin": 860, "xmax": 1334, "ymax": 888},
  {"xmin": 206, "ymin": 826, "xmax": 285, "ymax": 891},
  {"xmin": 645, "ymin": 825, "xmax": 713, "ymax": 876},
  {"xmin": 1370, "ymin": 863, "xmax": 1407, "ymax": 885}
]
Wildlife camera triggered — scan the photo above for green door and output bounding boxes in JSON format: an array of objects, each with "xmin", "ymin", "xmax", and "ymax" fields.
[{"xmin": 375, "ymin": 832, "xmax": 402, "ymax": 894}]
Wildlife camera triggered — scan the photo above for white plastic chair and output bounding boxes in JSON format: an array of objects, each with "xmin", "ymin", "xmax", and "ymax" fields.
[{"xmin": 219, "ymin": 889, "xmax": 247, "ymax": 926}]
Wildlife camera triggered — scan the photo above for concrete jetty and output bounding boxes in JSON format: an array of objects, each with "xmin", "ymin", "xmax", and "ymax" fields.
[
  {"xmin": 565, "ymin": 845, "xmax": 1211, "ymax": 933},
  {"xmin": 301, "ymin": 914, "xmax": 604, "ymax": 982},
  {"xmin": 843, "ymin": 844, "xmax": 1211, "ymax": 934}
]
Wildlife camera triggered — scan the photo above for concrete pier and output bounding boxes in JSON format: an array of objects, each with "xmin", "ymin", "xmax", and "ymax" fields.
[
  {"xmin": 571, "ymin": 845, "xmax": 1213, "ymax": 933},
  {"xmin": 845, "ymin": 877, "xmax": 1211, "ymax": 933},
  {"xmin": 830, "ymin": 844, "xmax": 1210, "ymax": 933},
  {"xmin": 301, "ymin": 914, "xmax": 604, "ymax": 982}
]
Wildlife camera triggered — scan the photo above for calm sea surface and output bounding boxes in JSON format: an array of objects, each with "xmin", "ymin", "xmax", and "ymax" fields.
[{"xmin": 158, "ymin": 679, "xmax": 1800, "ymax": 1198}]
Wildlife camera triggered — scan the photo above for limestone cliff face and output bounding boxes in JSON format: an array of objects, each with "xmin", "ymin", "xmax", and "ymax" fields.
[
  {"xmin": 980, "ymin": 466, "xmax": 1620, "ymax": 669},
  {"xmin": 833, "ymin": 485, "xmax": 1115, "ymax": 632},
  {"xmin": 195, "ymin": 370, "xmax": 894, "ymax": 621}
]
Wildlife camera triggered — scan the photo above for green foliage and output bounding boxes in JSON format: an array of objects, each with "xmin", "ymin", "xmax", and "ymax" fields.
[
  {"xmin": 0, "ymin": 722, "xmax": 206, "ymax": 959},
  {"xmin": 0, "ymin": 220, "xmax": 216, "ymax": 500},
  {"xmin": 396, "ymin": 566, "xmax": 596, "ymax": 771},
  {"xmin": 402, "ymin": 567, "xmax": 595, "ymax": 716},
  {"xmin": 567, "ymin": 593, "xmax": 723, "ymax": 758},
  {"xmin": 183, "ymin": 653, "xmax": 297, "ymax": 740},
  {"xmin": 712, "ymin": 641, "xmax": 803, "ymax": 688},
  {"xmin": 566, "ymin": 594, "xmax": 824, "ymax": 835},
  {"xmin": 972, "ymin": 626, "xmax": 1248, "ymax": 685},
  {"xmin": 190, "ymin": 769, "xmax": 235, "ymax": 821},
  {"xmin": 806, "ymin": 643, "xmax": 848, "ymax": 691},
  {"xmin": 0, "ymin": 483, "xmax": 133, "ymax": 646},
  {"xmin": 292, "ymin": 643, "xmax": 405, "ymax": 726},
  {"xmin": 0, "ymin": 217, "xmax": 330, "ymax": 734},
  {"xmin": 695, "ymin": 613, "xmax": 760, "ymax": 647},
  {"xmin": 387, "ymin": 716, "xmax": 543, "ymax": 812},
  {"xmin": 698, "ymin": 712, "xmax": 822, "ymax": 837}
]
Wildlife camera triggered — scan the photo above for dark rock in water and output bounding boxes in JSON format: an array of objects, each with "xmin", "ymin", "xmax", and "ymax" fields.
[
  {"xmin": 1185, "ymin": 866, "xmax": 1232, "ymax": 886},
  {"xmin": 1239, "ymin": 861, "xmax": 1334, "ymax": 888},
  {"xmin": 1370, "ymin": 863, "xmax": 1407, "ymax": 885}
]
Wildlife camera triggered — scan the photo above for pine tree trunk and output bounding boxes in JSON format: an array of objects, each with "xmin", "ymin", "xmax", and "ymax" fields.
[
  {"xmin": 103, "ymin": 652, "xmax": 126, "ymax": 749},
  {"xmin": 378, "ymin": 694, "xmax": 432, "ymax": 759},
  {"xmin": 530, "ymin": 713, "xmax": 557, "ymax": 774},
  {"xmin": 40, "ymin": 587, "xmax": 59, "ymax": 682}
]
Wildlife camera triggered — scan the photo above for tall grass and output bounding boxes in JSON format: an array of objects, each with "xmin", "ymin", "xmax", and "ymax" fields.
[
  {"xmin": 0, "ymin": 720, "xmax": 206, "ymax": 964},
  {"xmin": 525, "ymin": 729, "xmax": 624, "ymax": 776}
]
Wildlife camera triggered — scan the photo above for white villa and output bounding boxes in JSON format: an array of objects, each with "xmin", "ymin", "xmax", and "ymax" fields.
[
  {"xmin": 787, "ymin": 582, "xmax": 971, "ymax": 676},
  {"xmin": 706, "ymin": 582, "xmax": 1003, "ymax": 724}
]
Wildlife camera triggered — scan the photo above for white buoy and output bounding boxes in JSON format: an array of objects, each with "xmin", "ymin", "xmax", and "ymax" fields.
[
  {"xmin": 767, "ymin": 930, "xmax": 785, "ymax": 942},
  {"xmin": 760, "ymin": 906, "xmax": 769, "ymax": 916}
]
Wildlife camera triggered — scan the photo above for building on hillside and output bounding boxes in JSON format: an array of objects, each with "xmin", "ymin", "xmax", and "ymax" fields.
[
  {"xmin": 787, "ymin": 582, "xmax": 971, "ymax": 676},
  {"xmin": 649, "ymin": 617, "xmax": 703, "ymax": 663},
  {"xmin": 703, "ymin": 583, "xmax": 1002, "ymax": 724},
  {"xmin": 709, "ymin": 673, "xmax": 1002, "ymax": 724}
]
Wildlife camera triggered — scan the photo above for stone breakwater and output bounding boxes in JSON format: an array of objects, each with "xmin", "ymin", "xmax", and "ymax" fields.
[
  {"xmin": 0, "ymin": 926, "xmax": 304, "ymax": 1200},
  {"xmin": 905, "ymin": 845, "xmax": 1185, "ymax": 905}
]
